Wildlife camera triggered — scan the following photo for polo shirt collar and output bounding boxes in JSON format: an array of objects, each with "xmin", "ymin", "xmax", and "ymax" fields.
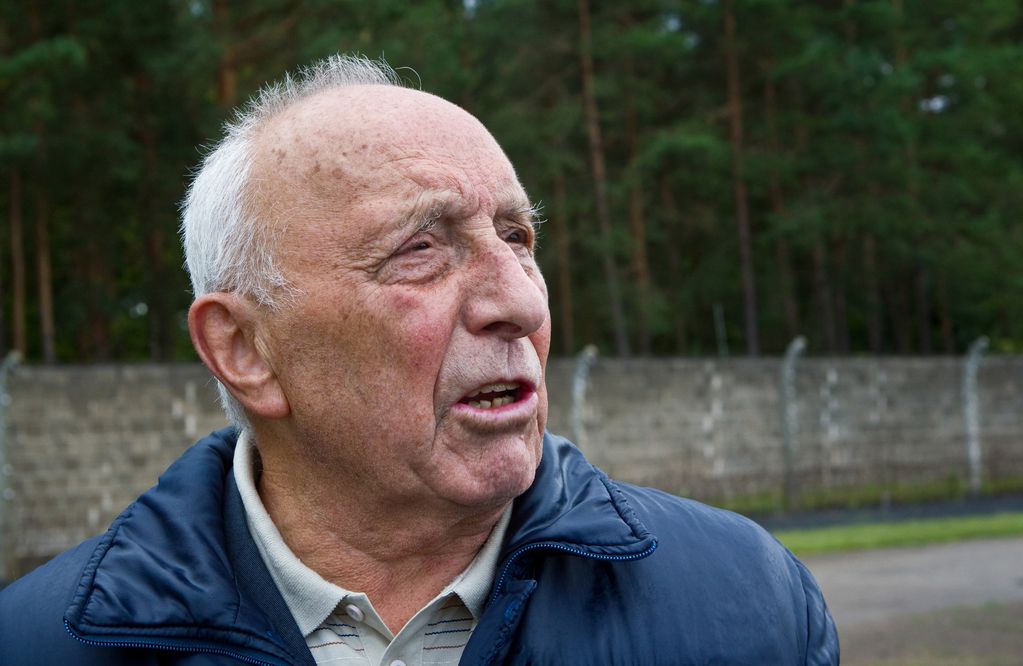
[{"xmin": 233, "ymin": 429, "xmax": 510, "ymax": 636}]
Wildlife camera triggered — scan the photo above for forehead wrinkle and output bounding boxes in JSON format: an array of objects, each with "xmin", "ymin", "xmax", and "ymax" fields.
[
  {"xmin": 395, "ymin": 185, "xmax": 533, "ymax": 236},
  {"xmin": 493, "ymin": 185, "xmax": 533, "ymax": 220},
  {"xmin": 392, "ymin": 190, "xmax": 462, "ymax": 234}
]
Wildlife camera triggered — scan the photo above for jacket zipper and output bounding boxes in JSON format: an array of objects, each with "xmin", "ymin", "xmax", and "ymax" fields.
[
  {"xmin": 488, "ymin": 539, "xmax": 658, "ymax": 605},
  {"xmin": 64, "ymin": 619, "xmax": 283, "ymax": 666}
]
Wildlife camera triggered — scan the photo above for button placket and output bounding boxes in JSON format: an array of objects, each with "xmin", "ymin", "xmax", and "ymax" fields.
[{"xmin": 343, "ymin": 603, "xmax": 365, "ymax": 622}]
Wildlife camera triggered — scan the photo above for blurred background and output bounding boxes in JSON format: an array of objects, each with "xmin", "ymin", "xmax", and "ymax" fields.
[
  {"xmin": 3, "ymin": 1, "xmax": 1023, "ymax": 663},
  {"xmin": 3, "ymin": 0, "xmax": 1023, "ymax": 362}
]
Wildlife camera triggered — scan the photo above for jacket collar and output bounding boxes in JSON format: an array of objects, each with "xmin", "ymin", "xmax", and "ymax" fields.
[
  {"xmin": 64, "ymin": 428, "xmax": 307, "ymax": 665},
  {"xmin": 504, "ymin": 432, "xmax": 655, "ymax": 559},
  {"xmin": 63, "ymin": 429, "xmax": 653, "ymax": 659}
]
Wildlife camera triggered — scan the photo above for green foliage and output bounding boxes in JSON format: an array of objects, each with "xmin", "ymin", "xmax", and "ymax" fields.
[
  {"xmin": 774, "ymin": 511, "xmax": 1023, "ymax": 556},
  {"xmin": 2, "ymin": 0, "xmax": 1023, "ymax": 360}
]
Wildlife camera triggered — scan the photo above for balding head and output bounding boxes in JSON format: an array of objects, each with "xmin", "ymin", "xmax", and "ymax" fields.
[
  {"xmin": 246, "ymin": 85, "xmax": 530, "ymax": 283},
  {"xmin": 185, "ymin": 56, "xmax": 550, "ymax": 514},
  {"xmin": 181, "ymin": 56, "xmax": 405, "ymax": 426}
]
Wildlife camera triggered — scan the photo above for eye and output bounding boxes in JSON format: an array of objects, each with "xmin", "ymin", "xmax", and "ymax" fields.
[
  {"xmin": 397, "ymin": 236, "xmax": 433, "ymax": 255},
  {"xmin": 504, "ymin": 227, "xmax": 530, "ymax": 245}
]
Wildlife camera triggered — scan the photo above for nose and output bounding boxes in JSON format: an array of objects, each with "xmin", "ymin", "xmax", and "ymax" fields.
[{"xmin": 463, "ymin": 239, "xmax": 548, "ymax": 340}]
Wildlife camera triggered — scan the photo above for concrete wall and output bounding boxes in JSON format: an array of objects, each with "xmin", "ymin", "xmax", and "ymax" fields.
[
  {"xmin": 545, "ymin": 357, "xmax": 1023, "ymax": 500},
  {"xmin": 1, "ymin": 366, "xmax": 227, "ymax": 578},
  {"xmin": 2, "ymin": 357, "xmax": 1021, "ymax": 579}
]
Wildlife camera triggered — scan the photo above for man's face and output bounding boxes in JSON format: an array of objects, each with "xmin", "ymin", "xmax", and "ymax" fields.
[{"xmin": 250, "ymin": 86, "xmax": 550, "ymax": 511}]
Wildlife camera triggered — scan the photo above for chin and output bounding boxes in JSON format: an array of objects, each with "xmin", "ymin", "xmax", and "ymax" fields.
[{"xmin": 450, "ymin": 455, "xmax": 538, "ymax": 509}]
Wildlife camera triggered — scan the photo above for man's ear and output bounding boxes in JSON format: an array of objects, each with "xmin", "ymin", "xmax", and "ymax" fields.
[{"xmin": 188, "ymin": 293, "xmax": 290, "ymax": 420}]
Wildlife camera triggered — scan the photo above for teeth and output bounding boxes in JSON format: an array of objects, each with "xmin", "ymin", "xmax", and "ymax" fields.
[
  {"xmin": 466, "ymin": 382, "xmax": 520, "ymax": 398},
  {"xmin": 467, "ymin": 395, "xmax": 516, "ymax": 410}
]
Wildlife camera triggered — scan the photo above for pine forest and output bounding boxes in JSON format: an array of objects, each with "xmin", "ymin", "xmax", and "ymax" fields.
[{"xmin": 3, "ymin": 0, "xmax": 1023, "ymax": 361}]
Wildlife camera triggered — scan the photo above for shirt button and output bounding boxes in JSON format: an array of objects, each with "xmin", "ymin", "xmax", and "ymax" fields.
[{"xmin": 343, "ymin": 603, "xmax": 365, "ymax": 622}]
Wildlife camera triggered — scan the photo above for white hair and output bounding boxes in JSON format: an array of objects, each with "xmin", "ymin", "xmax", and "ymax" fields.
[{"xmin": 180, "ymin": 54, "xmax": 404, "ymax": 427}]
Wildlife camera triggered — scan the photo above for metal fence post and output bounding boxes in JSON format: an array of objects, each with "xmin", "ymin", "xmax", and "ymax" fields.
[
  {"xmin": 0, "ymin": 351, "xmax": 22, "ymax": 583},
  {"xmin": 780, "ymin": 337, "xmax": 806, "ymax": 513},
  {"xmin": 963, "ymin": 336, "xmax": 989, "ymax": 497},
  {"xmin": 570, "ymin": 345, "xmax": 599, "ymax": 447}
]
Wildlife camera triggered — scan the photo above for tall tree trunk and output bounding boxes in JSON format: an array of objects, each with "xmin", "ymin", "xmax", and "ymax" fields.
[
  {"xmin": 552, "ymin": 168, "xmax": 575, "ymax": 356},
  {"xmin": 627, "ymin": 171, "xmax": 650, "ymax": 354},
  {"xmin": 915, "ymin": 267, "xmax": 932, "ymax": 353},
  {"xmin": 792, "ymin": 79, "xmax": 836, "ymax": 353},
  {"xmin": 863, "ymin": 234, "xmax": 884, "ymax": 352},
  {"xmin": 9, "ymin": 169, "xmax": 27, "ymax": 356},
  {"xmin": 660, "ymin": 180, "xmax": 687, "ymax": 353},
  {"xmin": 893, "ymin": 0, "xmax": 927, "ymax": 353},
  {"xmin": 812, "ymin": 239, "xmax": 837, "ymax": 351},
  {"xmin": 577, "ymin": 0, "xmax": 629, "ymax": 357},
  {"xmin": 134, "ymin": 70, "xmax": 173, "ymax": 361},
  {"xmin": 833, "ymin": 238, "xmax": 850, "ymax": 353},
  {"xmin": 214, "ymin": 0, "xmax": 238, "ymax": 108},
  {"xmin": 890, "ymin": 275, "xmax": 913, "ymax": 353},
  {"xmin": 624, "ymin": 50, "xmax": 651, "ymax": 355},
  {"xmin": 763, "ymin": 61, "xmax": 800, "ymax": 340},
  {"xmin": 845, "ymin": 0, "xmax": 877, "ymax": 354},
  {"xmin": 937, "ymin": 272, "xmax": 955, "ymax": 353},
  {"xmin": 33, "ymin": 109, "xmax": 56, "ymax": 362},
  {"xmin": 85, "ymin": 239, "xmax": 112, "ymax": 361},
  {"xmin": 723, "ymin": 0, "xmax": 759, "ymax": 355},
  {"xmin": 147, "ymin": 227, "xmax": 171, "ymax": 359},
  {"xmin": 34, "ymin": 186, "xmax": 55, "ymax": 363}
]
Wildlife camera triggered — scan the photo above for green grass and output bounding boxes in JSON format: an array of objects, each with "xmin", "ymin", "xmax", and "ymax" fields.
[
  {"xmin": 712, "ymin": 475, "xmax": 1023, "ymax": 516},
  {"xmin": 773, "ymin": 512, "xmax": 1023, "ymax": 557}
]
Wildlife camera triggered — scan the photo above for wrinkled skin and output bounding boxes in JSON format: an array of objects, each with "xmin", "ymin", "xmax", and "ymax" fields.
[{"xmin": 249, "ymin": 85, "xmax": 551, "ymax": 517}]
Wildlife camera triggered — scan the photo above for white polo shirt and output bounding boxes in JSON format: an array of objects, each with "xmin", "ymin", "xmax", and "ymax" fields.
[{"xmin": 233, "ymin": 431, "xmax": 511, "ymax": 666}]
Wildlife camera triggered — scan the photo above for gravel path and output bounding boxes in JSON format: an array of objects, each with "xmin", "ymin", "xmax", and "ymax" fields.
[{"xmin": 803, "ymin": 537, "xmax": 1023, "ymax": 665}]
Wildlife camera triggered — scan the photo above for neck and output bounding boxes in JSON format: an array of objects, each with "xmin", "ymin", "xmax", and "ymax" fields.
[{"xmin": 254, "ymin": 437, "xmax": 507, "ymax": 634}]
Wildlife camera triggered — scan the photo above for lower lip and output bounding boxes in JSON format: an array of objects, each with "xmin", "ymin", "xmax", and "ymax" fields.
[{"xmin": 450, "ymin": 389, "xmax": 539, "ymax": 428}]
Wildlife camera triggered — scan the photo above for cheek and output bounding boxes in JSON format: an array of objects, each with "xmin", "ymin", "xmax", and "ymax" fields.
[
  {"xmin": 383, "ymin": 290, "xmax": 459, "ymax": 371},
  {"xmin": 531, "ymin": 317, "xmax": 552, "ymax": 362}
]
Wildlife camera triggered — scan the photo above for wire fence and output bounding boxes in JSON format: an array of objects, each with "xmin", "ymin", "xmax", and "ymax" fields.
[
  {"xmin": 1, "ymin": 351, "xmax": 1021, "ymax": 579},
  {"xmin": 555, "ymin": 343, "xmax": 1023, "ymax": 514}
]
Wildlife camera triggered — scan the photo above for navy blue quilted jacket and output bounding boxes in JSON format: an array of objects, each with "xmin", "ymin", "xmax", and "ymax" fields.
[{"xmin": 0, "ymin": 429, "xmax": 839, "ymax": 664}]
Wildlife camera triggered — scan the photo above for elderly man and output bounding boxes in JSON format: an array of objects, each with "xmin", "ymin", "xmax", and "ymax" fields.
[{"xmin": 0, "ymin": 56, "xmax": 838, "ymax": 665}]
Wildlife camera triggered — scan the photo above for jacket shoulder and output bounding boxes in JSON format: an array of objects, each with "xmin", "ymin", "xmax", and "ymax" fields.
[
  {"xmin": 617, "ymin": 482, "xmax": 781, "ymax": 551},
  {"xmin": 0, "ymin": 428, "xmax": 242, "ymax": 666},
  {"xmin": 515, "ymin": 470, "xmax": 840, "ymax": 664},
  {"xmin": 0, "ymin": 537, "xmax": 118, "ymax": 664},
  {"xmin": 614, "ymin": 482, "xmax": 840, "ymax": 664}
]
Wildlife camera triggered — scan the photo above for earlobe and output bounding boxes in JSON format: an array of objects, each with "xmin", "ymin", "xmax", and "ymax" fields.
[{"xmin": 188, "ymin": 294, "xmax": 291, "ymax": 420}]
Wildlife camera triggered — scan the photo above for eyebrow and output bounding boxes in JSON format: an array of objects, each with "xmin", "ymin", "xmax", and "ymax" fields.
[
  {"xmin": 395, "ymin": 192, "xmax": 459, "ymax": 235},
  {"xmin": 507, "ymin": 200, "xmax": 545, "ymax": 228},
  {"xmin": 396, "ymin": 190, "xmax": 540, "ymax": 233}
]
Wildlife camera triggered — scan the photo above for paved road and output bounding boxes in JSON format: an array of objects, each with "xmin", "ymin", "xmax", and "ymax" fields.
[
  {"xmin": 804, "ymin": 536, "xmax": 1023, "ymax": 626},
  {"xmin": 803, "ymin": 537, "xmax": 1023, "ymax": 665}
]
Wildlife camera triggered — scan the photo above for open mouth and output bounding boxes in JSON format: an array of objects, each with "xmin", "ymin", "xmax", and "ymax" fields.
[{"xmin": 460, "ymin": 382, "xmax": 523, "ymax": 410}]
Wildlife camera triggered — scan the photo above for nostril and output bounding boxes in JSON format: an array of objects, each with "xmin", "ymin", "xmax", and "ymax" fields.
[{"xmin": 482, "ymin": 320, "xmax": 524, "ymax": 336}]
